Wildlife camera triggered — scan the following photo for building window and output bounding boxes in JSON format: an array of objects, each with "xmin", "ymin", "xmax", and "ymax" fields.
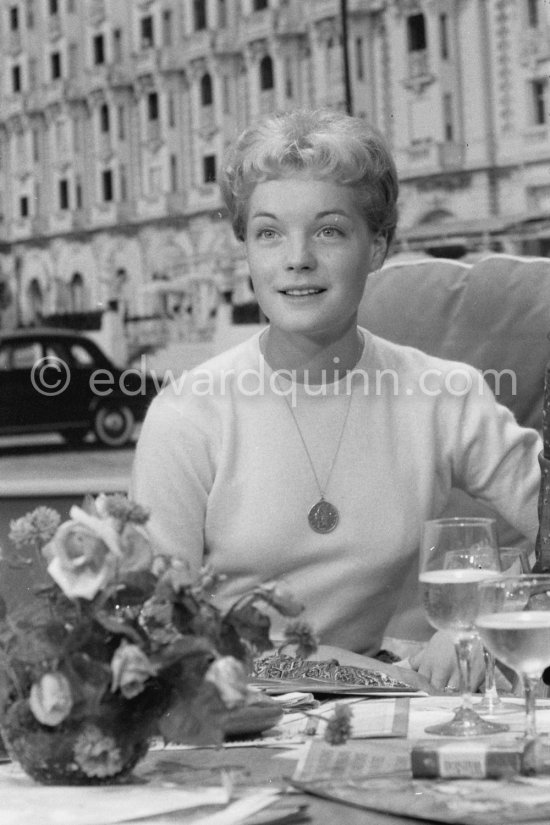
[
  {"xmin": 443, "ymin": 92, "xmax": 454, "ymax": 141},
  {"xmin": 527, "ymin": 0, "xmax": 539, "ymax": 27},
  {"xmin": 51, "ymin": 51, "xmax": 62, "ymax": 80},
  {"xmin": 218, "ymin": 0, "xmax": 226, "ymax": 28},
  {"xmin": 28, "ymin": 57, "xmax": 37, "ymax": 89},
  {"xmin": 147, "ymin": 91, "xmax": 159, "ymax": 120},
  {"xmin": 259, "ymin": 54, "xmax": 274, "ymax": 90},
  {"xmin": 49, "ymin": 0, "xmax": 58, "ymax": 14},
  {"xmin": 222, "ymin": 75, "xmax": 231, "ymax": 113},
  {"xmin": 9, "ymin": 5, "xmax": 19, "ymax": 30},
  {"xmin": 194, "ymin": 0, "xmax": 207, "ymax": 30},
  {"xmin": 32, "ymin": 128, "xmax": 40, "ymax": 162},
  {"xmin": 117, "ymin": 105, "xmax": 125, "ymax": 140},
  {"xmin": 407, "ymin": 13, "xmax": 427, "ymax": 51},
  {"xmin": 162, "ymin": 9, "xmax": 172, "ymax": 45},
  {"xmin": 20, "ymin": 196, "xmax": 29, "ymax": 218},
  {"xmin": 532, "ymin": 79, "xmax": 547, "ymax": 125},
  {"xmin": 203, "ymin": 154, "xmax": 216, "ymax": 183},
  {"xmin": 119, "ymin": 164, "xmax": 127, "ymax": 201},
  {"xmin": 59, "ymin": 178, "xmax": 69, "ymax": 210},
  {"xmin": 284, "ymin": 58, "xmax": 293, "ymax": 98},
  {"xmin": 100, "ymin": 103, "xmax": 110, "ymax": 133},
  {"xmin": 75, "ymin": 176, "xmax": 82, "ymax": 208},
  {"xmin": 70, "ymin": 273, "xmax": 84, "ymax": 312},
  {"xmin": 141, "ymin": 15, "xmax": 154, "ymax": 47},
  {"xmin": 200, "ymin": 73, "xmax": 213, "ymax": 106},
  {"xmin": 170, "ymin": 153, "xmax": 178, "ymax": 192},
  {"xmin": 102, "ymin": 169, "xmax": 113, "ymax": 202},
  {"xmin": 168, "ymin": 93, "xmax": 175, "ymax": 127},
  {"xmin": 68, "ymin": 42, "xmax": 78, "ymax": 76},
  {"xmin": 439, "ymin": 13, "xmax": 449, "ymax": 59},
  {"xmin": 93, "ymin": 33, "xmax": 105, "ymax": 65},
  {"xmin": 26, "ymin": 0, "xmax": 34, "ymax": 28},
  {"xmin": 12, "ymin": 65, "xmax": 21, "ymax": 93},
  {"xmin": 253, "ymin": 0, "xmax": 269, "ymax": 10},
  {"xmin": 113, "ymin": 28, "xmax": 122, "ymax": 62},
  {"xmin": 355, "ymin": 37, "xmax": 364, "ymax": 80},
  {"xmin": 68, "ymin": 0, "xmax": 75, "ymax": 13}
]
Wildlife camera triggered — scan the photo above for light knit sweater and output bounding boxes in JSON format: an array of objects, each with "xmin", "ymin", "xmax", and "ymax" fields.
[{"xmin": 131, "ymin": 328, "xmax": 541, "ymax": 656}]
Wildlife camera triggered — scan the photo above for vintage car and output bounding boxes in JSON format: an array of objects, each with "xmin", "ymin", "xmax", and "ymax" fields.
[{"xmin": 0, "ymin": 328, "xmax": 159, "ymax": 447}]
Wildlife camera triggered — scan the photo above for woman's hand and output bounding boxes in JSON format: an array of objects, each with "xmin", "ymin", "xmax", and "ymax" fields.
[{"xmin": 408, "ymin": 631, "xmax": 485, "ymax": 692}]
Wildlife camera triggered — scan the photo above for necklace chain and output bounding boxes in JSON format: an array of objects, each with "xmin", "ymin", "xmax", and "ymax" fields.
[
  {"xmin": 265, "ymin": 330, "xmax": 362, "ymax": 534},
  {"xmin": 279, "ymin": 387, "xmax": 353, "ymax": 499}
]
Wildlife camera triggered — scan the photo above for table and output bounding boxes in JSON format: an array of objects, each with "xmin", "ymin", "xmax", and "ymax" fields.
[{"xmin": 3, "ymin": 695, "xmax": 550, "ymax": 825}]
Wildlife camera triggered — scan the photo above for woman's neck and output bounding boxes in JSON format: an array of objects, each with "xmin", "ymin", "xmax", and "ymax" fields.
[{"xmin": 261, "ymin": 326, "xmax": 364, "ymax": 385}]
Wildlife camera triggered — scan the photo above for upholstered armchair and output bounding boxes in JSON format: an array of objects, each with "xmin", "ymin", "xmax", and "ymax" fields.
[{"xmin": 358, "ymin": 253, "xmax": 550, "ymax": 642}]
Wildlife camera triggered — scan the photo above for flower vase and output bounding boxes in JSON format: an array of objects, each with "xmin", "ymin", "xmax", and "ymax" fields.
[{"xmin": 1, "ymin": 699, "xmax": 151, "ymax": 785}]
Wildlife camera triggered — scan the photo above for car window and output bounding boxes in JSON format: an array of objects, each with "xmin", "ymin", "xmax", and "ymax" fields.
[
  {"xmin": 0, "ymin": 346, "xmax": 10, "ymax": 370},
  {"xmin": 11, "ymin": 342, "xmax": 42, "ymax": 369},
  {"xmin": 68, "ymin": 343, "xmax": 95, "ymax": 367}
]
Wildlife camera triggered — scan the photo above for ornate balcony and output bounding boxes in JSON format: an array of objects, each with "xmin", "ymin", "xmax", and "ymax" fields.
[
  {"xmin": 182, "ymin": 30, "xmax": 214, "ymax": 62},
  {"xmin": 47, "ymin": 14, "xmax": 62, "ymax": 41},
  {"xmin": 133, "ymin": 48, "xmax": 160, "ymax": 77},
  {"xmin": 519, "ymin": 25, "xmax": 550, "ymax": 68},
  {"xmin": 7, "ymin": 30, "xmax": 22, "ymax": 55},
  {"xmin": 88, "ymin": 0, "xmax": 106, "ymax": 26},
  {"xmin": 438, "ymin": 142, "xmax": 465, "ymax": 170}
]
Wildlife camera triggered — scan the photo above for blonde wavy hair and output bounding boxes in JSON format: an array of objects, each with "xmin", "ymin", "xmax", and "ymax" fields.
[{"xmin": 220, "ymin": 108, "xmax": 399, "ymax": 247}]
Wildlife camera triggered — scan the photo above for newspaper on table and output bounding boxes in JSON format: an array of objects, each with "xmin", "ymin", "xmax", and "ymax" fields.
[{"xmin": 292, "ymin": 739, "xmax": 550, "ymax": 825}]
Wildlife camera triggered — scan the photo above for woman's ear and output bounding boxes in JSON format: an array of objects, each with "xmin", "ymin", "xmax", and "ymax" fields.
[{"xmin": 370, "ymin": 233, "xmax": 388, "ymax": 273}]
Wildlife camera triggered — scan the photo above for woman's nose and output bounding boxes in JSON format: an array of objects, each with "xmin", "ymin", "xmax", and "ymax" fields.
[{"xmin": 285, "ymin": 238, "xmax": 316, "ymax": 271}]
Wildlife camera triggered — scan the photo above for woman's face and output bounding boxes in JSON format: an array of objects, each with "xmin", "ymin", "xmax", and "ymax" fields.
[{"xmin": 245, "ymin": 174, "xmax": 386, "ymax": 343}]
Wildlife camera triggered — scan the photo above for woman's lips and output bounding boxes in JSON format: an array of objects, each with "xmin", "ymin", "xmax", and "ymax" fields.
[{"xmin": 279, "ymin": 288, "xmax": 326, "ymax": 296}]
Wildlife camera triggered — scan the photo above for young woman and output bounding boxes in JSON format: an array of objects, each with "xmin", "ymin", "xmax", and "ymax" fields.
[{"xmin": 131, "ymin": 108, "xmax": 540, "ymax": 691}]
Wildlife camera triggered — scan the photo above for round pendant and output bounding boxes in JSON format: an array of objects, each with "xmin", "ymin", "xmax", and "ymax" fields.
[{"xmin": 308, "ymin": 499, "xmax": 339, "ymax": 534}]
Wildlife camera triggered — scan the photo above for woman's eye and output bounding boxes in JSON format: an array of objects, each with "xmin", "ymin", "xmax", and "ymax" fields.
[
  {"xmin": 257, "ymin": 228, "xmax": 277, "ymax": 240},
  {"xmin": 319, "ymin": 226, "xmax": 342, "ymax": 238}
]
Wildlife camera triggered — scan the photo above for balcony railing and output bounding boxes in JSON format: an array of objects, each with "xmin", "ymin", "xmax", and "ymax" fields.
[
  {"xmin": 408, "ymin": 50, "xmax": 429, "ymax": 78},
  {"xmin": 88, "ymin": 0, "xmax": 106, "ymax": 25},
  {"xmin": 8, "ymin": 30, "xmax": 22, "ymax": 54},
  {"xmin": 438, "ymin": 141, "xmax": 465, "ymax": 170},
  {"xmin": 133, "ymin": 48, "xmax": 160, "ymax": 76},
  {"xmin": 182, "ymin": 30, "xmax": 214, "ymax": 61},
  {"xmin": 47, "ymin": 14, "xmax": 61, "ymax": 40}
]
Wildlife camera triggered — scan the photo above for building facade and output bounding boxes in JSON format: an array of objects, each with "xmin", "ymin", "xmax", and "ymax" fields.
[{"xmin": 0, "ymin": 0, "xmax": 549, "ymax": 351}]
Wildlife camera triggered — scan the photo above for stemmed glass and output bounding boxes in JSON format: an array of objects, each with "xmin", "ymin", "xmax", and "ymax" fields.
[
  {"xmin": 477, "ymin": 574, "xmax": 550, "ymax": 742},
  {"xmin": 476, "ymin": 546, "xmax": 532, "ymax": 715},
  {"xmin": 419, "ymin": 517, "xmax": 508, "ymax": 736}
]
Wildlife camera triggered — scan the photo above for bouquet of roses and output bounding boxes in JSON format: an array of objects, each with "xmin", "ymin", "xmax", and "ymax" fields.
[{"xmin": 0, "ymin": 495, "xmax": 317, "ymax": 781}]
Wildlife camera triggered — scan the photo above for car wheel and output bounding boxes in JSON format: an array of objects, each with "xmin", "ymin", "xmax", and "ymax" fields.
[
  {"xmin": 61, "ymin": 428, "xmax": 89, "ymax": 448},
  {"xmin": 93, "ymin": 404, "xmax": 135, "ymax": 448}
]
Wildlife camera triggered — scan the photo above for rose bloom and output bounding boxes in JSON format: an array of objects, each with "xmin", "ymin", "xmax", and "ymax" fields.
[
  {"xmin": 204, "ymin": 656, "xmax": 248, "ymax": 710},
  {"xmin": 29, "ymin": 672, "xmax": 73, "ymax": 726},
  {"xmin": 111, "ymin": 641, "xmax": 158, "ymax": 699},
  {"xmin": 44, "ymin": 521, "xmax": 118, "ymax": 600},
  {"xmin": 118, "ymin": 524, "xmax": 153, "ymax": 574}
]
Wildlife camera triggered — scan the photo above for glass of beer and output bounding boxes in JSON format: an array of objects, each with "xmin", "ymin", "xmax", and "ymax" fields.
[
  {"xmin": 477, "ymin": 574, "xmax": 550, "ymax": 741},
  {"xmin": 419, "ymin": 517, "xmax": 508, "ymax": 736}
]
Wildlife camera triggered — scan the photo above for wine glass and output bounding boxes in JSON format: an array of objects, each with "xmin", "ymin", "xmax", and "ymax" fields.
[
  {"xmin": 476, "ymin": 546, "xmax": 532, "ymax": 713},
  {"xmin": 477, "ymin": 574, "xmax": 550, "ymax": 741},
  {"xmin": 476, "ymin": 546, "xmax": 532, "ymax": 715},
  {"xmin": 419, "ymin": 517, "xmax": 508, "ymax": 736}
]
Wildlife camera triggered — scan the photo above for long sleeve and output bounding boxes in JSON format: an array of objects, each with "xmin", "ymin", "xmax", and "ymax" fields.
[{"xmin": 130, "ymin": 387, "xmax": 218, "ymax": 576}]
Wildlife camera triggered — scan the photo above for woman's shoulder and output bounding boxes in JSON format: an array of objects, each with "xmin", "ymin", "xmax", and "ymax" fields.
[
  {"xmin": 361, "ymin": 327, "xmax": 480, "ymax": 377},
  {"xmin": 148, "ymin": 332, "xmax": 263, "ymax": 413}
]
